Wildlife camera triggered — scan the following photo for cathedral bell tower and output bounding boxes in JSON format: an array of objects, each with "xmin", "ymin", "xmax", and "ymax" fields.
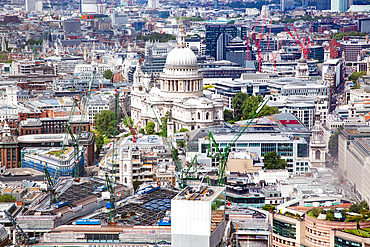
[
  {"xmin": 133, "ymin": 60, "xmax": 146, "ymax": 94},
  {"xmin": 309, "ymin": 113, "xmax": 326, "ymax": 168}
]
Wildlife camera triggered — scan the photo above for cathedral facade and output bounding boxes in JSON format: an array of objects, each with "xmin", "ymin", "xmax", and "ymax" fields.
[{"xmin": 131, "ymin": 27, "xmax": 224, "ymax": 133}]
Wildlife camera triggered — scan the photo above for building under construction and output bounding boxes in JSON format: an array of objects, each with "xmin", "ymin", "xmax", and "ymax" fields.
[
  {"xmin": 42, "ymin": 186, "xmax": 178, "ymax": 245},
  {"xmin": 17, "ymin": 177, "xmax": 130, "ymax": 240}
]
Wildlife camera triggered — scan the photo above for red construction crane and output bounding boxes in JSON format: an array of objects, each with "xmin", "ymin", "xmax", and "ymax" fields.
[
  {"xmin": 285, "ymin": 23, "xmax": 311, "ymax": 59},
  {"xmin": 266, "ymin": 18, "xmax": 273, "ymax": 61},
  {"xmin": 244, "ymin": 16, "xmax": 262, "ymax": 61},
  {"xmin": 255, "ymin": 12, "xmax": 267, "ymax": 72}
]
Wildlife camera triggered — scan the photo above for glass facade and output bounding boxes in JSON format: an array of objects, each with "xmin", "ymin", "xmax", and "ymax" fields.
[
  {"xmin": 278, "ymin": 143, "xmax": 293, "ymax": 157},
  {"xmin": 261, "ymin": 143, "xmax": 276, "ymax": 156},
  {"xmin": 334, "ymin": 237, "xmax": 361, "ymax": 247},
  {"xmin": 205, "ymin": 25, "xmax": 237, "ymax": 59},
  {"xmin": 273, "ymin": 219, "xmax": 296, "ymax": 239},
  {"xmin": 297, "ymin": 143, "xmax": 308, "ymax": 157}
]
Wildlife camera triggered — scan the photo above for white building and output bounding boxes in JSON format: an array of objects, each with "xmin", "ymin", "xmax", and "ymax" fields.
[
  {"xmin": 25, "ymin": 0, "xmax": 43, "ymax": 12},
  {"xmin": 131, "ymin": 26, "xmax": 223, "ymax": 131},
  {"xmin": 148, "ymin": 0, "xmax": 159, "ymax": 9},
  {"xmin": 322, "ymin": 59, "xmax": 343, "ymax": 88},
  {"xmin": 171, "ymin": 186, "xmax": 226, "ymax": 247}
]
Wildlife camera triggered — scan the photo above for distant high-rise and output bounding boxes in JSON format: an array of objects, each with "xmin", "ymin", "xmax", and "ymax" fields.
[
  {"xmin": 81, "ymin": 0, "xmax": 98, "ymax": 13},
  {"xmin": 214, "ymin": 0, "xmax": 218, "ymax": 9},
  {"xmin": 148, "ymin": 0, "xmax": 159, "ymax": 8},
  {"xmin": 281, "ymin": 0, "xmax": 294, "ymax": 11},
  {"xmin": 205, "ymin": 24, "xmax": 237, "ymax": 60},
  {"xmin": 316, "ymin": 0, "xmax": 331, "ymax": 10},
  {"xmin": 25, "ymin": 0, "xmax": 43, "ymax": 12},
  {"xmin": 331, "ymin": 0, "xmax": 347, "ymax": 12}
]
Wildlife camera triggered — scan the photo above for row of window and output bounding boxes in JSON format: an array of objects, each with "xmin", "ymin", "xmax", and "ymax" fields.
[
  {"xmin": 272, "ymin": 236, "xmax": 296, "ymax": 246},
  {"xmin": 306, "ymin": 236, "xmax": 328, "ymax": 246},
  {"xmin": 306, "ymin": 227, "xmax": 327, "ymax": 237}
]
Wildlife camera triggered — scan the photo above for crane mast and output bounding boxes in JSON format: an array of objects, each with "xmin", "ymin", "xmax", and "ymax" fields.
[{"xmin": 208, "ymin": 96, "xmax": 271, "ymax": 186}]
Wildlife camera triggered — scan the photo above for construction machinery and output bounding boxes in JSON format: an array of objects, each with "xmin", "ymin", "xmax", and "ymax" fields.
[
  {"xmin": 32, "ymin": 31, "xmax": 49, "ymax": 61},
  {"xmin": 104, "ymin": 88, "xmax": 120, "ymax": 225},
  {"xmin": 207, "ymin": 96, "xmax": 271, "ymax": 186},
  {"xmin": 43, "ymin": 166, "xmax": 57, "ymax": 203},
  {"xmin": 4, "ymin": 210, "xmax": 36, "ymax": 245},
  {"xmin": 151, "ymin": 105, "xmax": 198, "ymax": 188}
]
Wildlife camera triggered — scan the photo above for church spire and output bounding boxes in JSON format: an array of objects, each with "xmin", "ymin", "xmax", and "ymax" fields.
[{"xmin": 177, "ymin": 20, "xmax": 186, "ymax": 48}]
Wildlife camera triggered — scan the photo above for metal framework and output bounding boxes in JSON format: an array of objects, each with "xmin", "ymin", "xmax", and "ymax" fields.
[{"xmin": 207, "ymin": 96, "xmax": 271, "ymax": 186}]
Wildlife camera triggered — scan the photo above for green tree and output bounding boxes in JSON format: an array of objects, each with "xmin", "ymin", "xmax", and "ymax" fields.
[
  {"xmin": 232, "ymin": 92, "xmax": 248, "ymax": 121},
  {"xmin": 157, "ymin": 111, "xmax": 169, "ymax": 137},
  {"xmin": 263, "ymin": 151, "xmax": 287, "ymax": 169},
  {"xmin": 311, "ymin": 208, "xmax": 320, "ymax": 217},
  {"xmin": 103, "ymin": 69, "xmax": 113, "ymax": 80},
  {"xmin": 0, "ymin": 194, "xmax": 16, "ymax": 202},
  {"xmin": 326, "ymin": 210, "xmax": 335, "ymax": 221},
  {"xmin": 328, "ymin": 126, "xmax": 344, "ymax": 159},
  {"xmin": 95, "ymin": 134, "xmax": 104, "ymax": 158},
  {"xmin": 223, "ymin": 109, "xmax": 233, "ymax": 122},
  {"xmin": 348, "ymin": 71, "xmax": 366, "ymax": 83},
  {"xmin": 145, "ymin": 121, "xmax": 156, "ymax": 135},
  {"xmin": 177, "ymin": 128, "xmax": 189, "ymax": 133},
  {"xmin": 242, "ymin": 95, "xmax": 279, "ymax": 120},
  {"xmin": 94, "ymin": 110, "xmax": 116, "ymax": 136},
  {"xmin": 122, "ymin": 117, "xmax": 134, "ymax": 128},
  {"xmin": 137, "ymin": 33, "xmax": 176, "ymax": 43},
  {"xmin": 262, "ymin": 204, "xmax": 275, "ymax": 211},
  {"xmin": 177, "ymin": 140, "xmax": 185, "ymax": 148}
]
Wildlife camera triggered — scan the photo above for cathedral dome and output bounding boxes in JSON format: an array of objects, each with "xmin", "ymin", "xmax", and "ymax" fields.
[
  {"xmin": 298, "ymin": 56, "xmax": 307, "ymax": 63},
  {"xmin": 166, "ymin": 47, "xmax": 197, "ymax": 67}
]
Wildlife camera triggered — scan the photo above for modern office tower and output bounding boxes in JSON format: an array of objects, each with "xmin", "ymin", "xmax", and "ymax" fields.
[
  {"xmin": 340, "ymin": 41, "xmax": 370, "ymax": 62},
  {"xmin": 316, "ymin": 0, "xmax": 331, "ymax": 10},
  {"xmin": 216, "ymin": 33, "xmax": 233, "ymax": 61},
  {"xmin": 205, "ymin": 24, "xmax": 237, "ymax": 60},
  {"xmin": 148, "ymin": 0, "xmax": 159, "ymax": 8},
  {"xmin": 225, "ymin": 37, "xmax": 250, "ymax": 67},
  {"xmin": 281, "ymin": 0, "xmax": 294, "ymax": 11},
  {"xmin": 81, "ymin": 0, "xmax": 98, "ymax": 13},
  {"xmin": 331, "ymin": 0, "xmax": 348, "ymax": 12},
  {"xmin": 25, "ymin": 0, "xmax": 43, "ymax": 12}
]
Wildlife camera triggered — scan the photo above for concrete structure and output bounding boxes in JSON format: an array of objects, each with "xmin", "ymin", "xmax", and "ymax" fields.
[{"xmin": 171, "ymin": 186, "xmax": 226, "ymax": 247}]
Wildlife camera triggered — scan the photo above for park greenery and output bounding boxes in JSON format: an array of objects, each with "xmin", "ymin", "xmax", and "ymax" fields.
[
  {"xmin": 224, "ymin": 93, "xmax": 279, "ymax": 123},
  {"xmin": 177, "ymin": 128, "xmax": 189, "ymax": 133},
  {"xmin": 177, "ymin": 140, "xmax": 185, "ymax": 148},
  {"xmin": 0, "ymin": 194, "xmax": 16, "ymax": 202},
  {"xmin": 262, "ymin": 205, "xmax": 275, "ymax": 211},
  {"xmin": 137, "ymin": 33, "xmax": 176, "ymax": 43},
  {"xmin": 175, "ymin": 16, "xmax": 204, "ymax": 21},
  {"xmin": 94, "ymin": 110, "xmax": 119, "ymax": 137},
  {"xmin": 145, "ymin": 121, "xmax": 156, "ymax": 135},
  {"xmin": 263, "ymin": 151, "xmax": 287, "ymax": 170},
  {"xmin": 103, "ymin": 69, "xmax": 113, "ymax": 80},
  {"xmin": 330, "ymin": 31, "xmax": 366, "ymax": 41},
  {"xmin": 307, "ymin": 201, "xmax": 370, "ymax": 226},
  {"xmin": 328, "ymin": 126, "xmax": 344, "ymax": 159},
  {"xmin": 349, "ymin": 71, "xmax": 366, "ymax": 85}
]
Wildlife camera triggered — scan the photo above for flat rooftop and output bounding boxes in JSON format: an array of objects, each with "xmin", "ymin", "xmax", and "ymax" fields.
[{"xmin": 173, "ymin": 186, "xmax": 224, "ymax": 202}]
